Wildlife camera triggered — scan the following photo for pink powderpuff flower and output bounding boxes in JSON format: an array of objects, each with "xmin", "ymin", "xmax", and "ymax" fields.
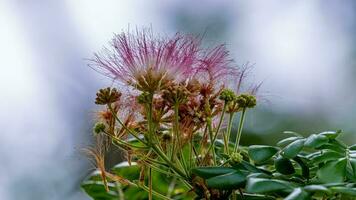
[{"xmin": 90, "ymin": 29, "xmax": 200, "ymax": 93}]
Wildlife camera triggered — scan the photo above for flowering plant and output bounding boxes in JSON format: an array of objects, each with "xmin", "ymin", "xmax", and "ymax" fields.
[{"xmin": 82, "ymin": 29, "xmax": 356, "ymax": 200}]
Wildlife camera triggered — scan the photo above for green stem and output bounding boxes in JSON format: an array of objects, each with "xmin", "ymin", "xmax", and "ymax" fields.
[
  {"xmin": 173, "ymin": 103, "xmax": 189, "ymax": 176},
  {"xmin": 226, "ymin": 113, "xmax": 235, "ymax": 154},
  {"xmin": 193, "ymin": 146, "xmax": 201, "ymax": 165},
  {"xmin": 234, "ymin": 108, "xmax": 247, "ymax": 153},
  {"xmin": 166, "ymin": 177, "xmax": 177, "ymax": 198},
  {"xmin": 108, "ymin": 104, "xmax": 146, "ymax": 145},
  {"xmin": 189, "ymin": 134, "xmax": 194, "ymax": 169},
  {"xmin": 223, "ymin": 131, "xmax": 229, "ymax": 154},
  {"xmin": 141, "ymin": 161, "xmax": 181, "ymax": 178},
  {"xmin": 205, "ymin": 103, "xmax": 227, "ymax": 160},
  {"xmin": 170, "ymin": 104, "xmax": 178, "ymax": 161},
  {"xmin": 207, "ymin": 117, "xmax": 216, "ymax": 165},
  {"xmin": 116, "ymin": 182, "xmax": 124, "ymax": 200},
  {"xmin": 137, "ymin": 182, "xmax": 174, "ymax": 200},
  {"xmin": 146, "ymin": 94, "xmax": 154, "ymax": 143},
  {"xmin": 149, "ymin": 167, "xmax": 152, "ymax": 200},
  {"xmin": 200, "ymin": 125, "xmax": 208, "ymax": 156},
  {"xmin": 151, "ymin": 144, "xmax": 187, "ymax": 178},
  {"xmin": 139, "ymin": 156, "xmax": 169, "ymax": 168},
  {"xmin": 144, "ymin": 96, "xmax": 187, "ymax": 179},
  {"xmin": 110, "ymin": 172, "xmax": 174, "ymax": 200},
  {"xmin": 103, "ymin": 130, "xmax": 147, "ymax": 150},
  {"xmin": 215, "ymin": 103, "xmax": 227, "ymax": 136}
]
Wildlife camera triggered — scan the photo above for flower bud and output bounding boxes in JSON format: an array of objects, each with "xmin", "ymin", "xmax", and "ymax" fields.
[
  {"xmin": 95, "ymin": 87, "xmax": 121, "ymax": 105},
  {"xmin": 230, "ymin": 152, "xmax": 243, "ymax": 163},
  {"xmin": 162, "ymin": 84, "xmax": 189, "ymax": 105},
  {"xmin": 235, "ymin": 94, "xmax": 257, "ymax": 108},
  {"xmin": 219, "ymin": 89, "xmax": 236, "ymax": 102},
  {"xmin": 93, "ymin": 122, "xmax": 106, "ymax": 135}
]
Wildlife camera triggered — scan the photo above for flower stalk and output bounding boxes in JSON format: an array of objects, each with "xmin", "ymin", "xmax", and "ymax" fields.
[
  {"xmin": 225, "ymin": 113, "xmax": 235, "ymax": 153},
  {"xmin": 233, "ymin": 108, "xmax": 246, "ymax": 153}
]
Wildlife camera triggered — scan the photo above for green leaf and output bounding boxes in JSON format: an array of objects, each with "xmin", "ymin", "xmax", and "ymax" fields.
[
  {"xmin": 346, "ymin": 167, "xmax": 356, "ymax": 182},
  {"xmin": 274, "ymin": 157, "xmax": 295, "ymax": 175},
  {"xmin": 316, "ymin": 143, "xmax": 345, "ymax": 153},
  {"xmin": 81, "ymin": 181, "xmax": 118, "ymax": 200},
  {"xmin": 206, "ymin": 171, "xmax": 246, "ymax": 189},
  {"xmin": 293, "ymin": 156, "xmax": 309, "ymax": 179},
  {"xmin": 246, "ymin": 178, "xmax": 294, "ymax": 194},
  {"xmin": 310, "ymin": 150, "xmax": 344, "ymax": 164},
  {"xmin": 191, "ymin": 167, "xmax": 236, "ymax": 179},
  {"xmin": 232, "ymin": 161, "xmax": 273, "ymax": 178},
  {"xmin": 330, "ymin": 186, "xmax": 356, "ymax": 196},
  {"xmin": 329, "ymin": 139, "xmax": 347, "ymax": 150},
  {"xmin": 285, "ymin": 188, "xmax": 309, "ymax": 200},
  {"xmin": 317, "ymin": 158, "xmax": 347, "ymax": 183},
  {"xmin": 126, "ymin": 136, "xmax": 147, "ymax": 147},
  {"xmin": 282, "ymin": 139, "xmax": 305, "ymax": 159},
  {"xmin": 248, "ymin": 145, "xmax": 279, "ymax": 163},
  {"xmin": 349, "ymin": 144, "xmax": 356, "ymax": 151},
  {"xmin": 303, "ymin": 185, "xmax": 331, "ymax": 194},
  {"xmin": 235, "ymin": 160, "xmax": 272, "ymax": 174},
  {"xmin": 214, "ymin": 139, "xmax": 225, "ymax": 147},
  {"xmin": 346, "ymin": 183, "xmax": 356, "ymax": 188},
  {"xmin": 350, "ymin": 158, "xmax": 356, "ymax": 178},
  {"xmin": 235, "ymin": 193, "xmax": 275, "ymax": 200},
  {"xmin": 277, "ymin": 137, "xmax": 303, "ymax": 147},
  {"xmin": 247, "ymin": 173, "xmax": 272, "ymax": 179},
  {"xmin": 283, "ymin": 131, "xmax": 302, "ymax": 137},
  {"xmin": 319, "ymin": 130, "xmax": 341, "ymax": 139},
  {"xmin": 350, "ymin": 151, "xmax": 356, "ymax": 158},
  {"xmin": 112, "ymin": 161, "xmax": 140, "ymax": 181},
  {"xmin": 304, "ymin": 134, "xmax": 329, "ymax": 148}
]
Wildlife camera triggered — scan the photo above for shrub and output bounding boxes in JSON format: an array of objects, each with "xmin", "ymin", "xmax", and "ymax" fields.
[{"xmin": 82, "ymin": 29, "xmax": 356, "ymax": 200}]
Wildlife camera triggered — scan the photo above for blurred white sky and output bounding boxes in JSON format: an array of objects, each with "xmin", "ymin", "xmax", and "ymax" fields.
[
  {"xmin": 0, "ymin": 2, "xmax": 77, "ymax": 199},
  {"xmin": 233, "ymin": 1, "xmax": 354, "ymax": 113},
  {"xmin": 0, "ymin": 0, "xmax": 355, "ymax": 199}
]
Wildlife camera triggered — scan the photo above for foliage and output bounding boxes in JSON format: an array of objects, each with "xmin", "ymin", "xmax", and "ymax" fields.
[{"xmin": 83, "ymin": 129, "xmax": 356, "ymax": 200}]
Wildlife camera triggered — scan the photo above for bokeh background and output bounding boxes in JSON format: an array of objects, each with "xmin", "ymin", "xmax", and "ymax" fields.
[{"xmin": 1, "ymin": 0, "xmax": 356, "ymax": 199}]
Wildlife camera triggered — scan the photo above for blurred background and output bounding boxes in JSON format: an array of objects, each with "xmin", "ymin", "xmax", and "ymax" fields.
[{"xmin": 1, "ymin": 0, "xmax": 355, "ymax": 199}]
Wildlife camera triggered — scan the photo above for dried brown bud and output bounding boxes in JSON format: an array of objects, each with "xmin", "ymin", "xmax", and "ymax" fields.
[{"xmin": 95, "ymin": 87, "xmax": 121, "ymax": 105}]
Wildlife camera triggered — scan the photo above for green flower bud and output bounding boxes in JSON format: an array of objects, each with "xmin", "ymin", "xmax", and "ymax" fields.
[
  {"xmin": 230, "ymin": 152, "xmax": 243, "ymax": 163},
  {"xmin": 93, "ymin": 122, "xmax": 106, "ymax": 135},
  {"xmin": 247, "ymin": 95, "xmax": 257, "ymax": 108},
  {"xmin": 219, "ymin": 89, "xmax": 237, "ymax": 102},
  {"xmin": 236, "ymin": 94, "xmax": 257, "ymax": 108}
]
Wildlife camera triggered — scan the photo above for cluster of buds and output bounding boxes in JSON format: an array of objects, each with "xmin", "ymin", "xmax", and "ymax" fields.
[
  {"xmin": 93, "ymin": 122, "xmax": 106, "ymax": 135},
  {"xmin": 161, "ymin": 83, "xmax": 190, "ymax": 105},
  {"xmin": 219, "ymin": 89, "xmax": 236, "ymax": 102},
  {"xmin": 219, "ymin": 89, "xmax": 257, "ymax": 113},
  {"xmin": 230, "ymin": 152, "xmax": 244, "ymax": 164},
  {"xmin": 236, "ymin": 94, "xmax": 257, "ymax": 108},
  {"xmin": 95, "ymin": 87, "xmax": 121, "ymax": 105}
]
